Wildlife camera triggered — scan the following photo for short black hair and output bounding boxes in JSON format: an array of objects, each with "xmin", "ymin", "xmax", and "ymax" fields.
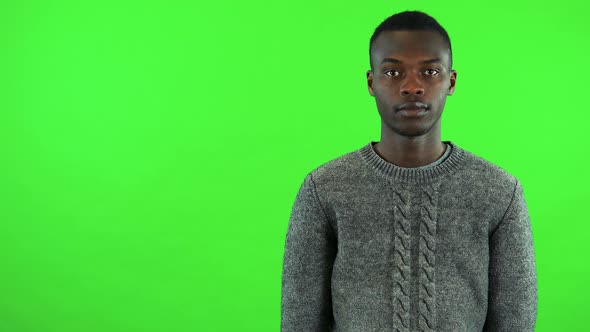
[{"xmin": 369, "ymin": 11, "xmax": 452, "ymax": 71}]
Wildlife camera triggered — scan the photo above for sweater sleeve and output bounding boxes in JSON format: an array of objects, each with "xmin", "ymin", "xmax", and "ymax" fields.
[
  {"xmin": 483, "ymin": 179, "xmax": 538, "ymax": 331},
  {"xmin": 281, "ymin": 173, "xmax": 336, "ymax": 332}
]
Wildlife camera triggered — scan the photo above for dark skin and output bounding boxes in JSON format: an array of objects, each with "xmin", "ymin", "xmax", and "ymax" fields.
[{"xmin": 367, "ymin": 30, "xmax": 457, "ymax": 167}]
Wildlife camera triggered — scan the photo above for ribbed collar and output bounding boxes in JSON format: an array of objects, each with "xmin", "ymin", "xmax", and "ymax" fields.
[{"xmin": 357, "ymin": 140, "xmax": 468, "ymax": 183}]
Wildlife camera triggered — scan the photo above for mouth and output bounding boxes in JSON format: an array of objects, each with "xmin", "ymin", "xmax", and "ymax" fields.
[
  {"xmin": 398, "ymin": 109, "xmax": 429, "ymax": 117},
  {"xmin": 396, "ymin": 102, "xmax": 430, "ymax": 117}
]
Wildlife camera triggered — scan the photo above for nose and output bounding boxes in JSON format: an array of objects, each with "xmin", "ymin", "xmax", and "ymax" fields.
[{"xmin": 400, "ymin": 75, "xmax": 425, "ymax": 97}]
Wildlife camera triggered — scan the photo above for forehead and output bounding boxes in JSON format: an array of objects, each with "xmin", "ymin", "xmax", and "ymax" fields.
[{"xmin": 372, "ymin": 30, "xmax": 449, "ymax": 65}]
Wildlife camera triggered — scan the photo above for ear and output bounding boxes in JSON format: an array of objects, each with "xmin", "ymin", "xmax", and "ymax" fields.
[
  {"xmin": 367, "ymin": 70, "xmax": 375, "ymax": 96},
  {"xmin": 447, "ymin": 70, "xmax": 457, "ymax": 95}
]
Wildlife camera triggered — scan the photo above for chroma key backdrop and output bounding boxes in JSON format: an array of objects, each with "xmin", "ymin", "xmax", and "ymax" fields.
[{"xmin": 4, "ymin": 0, "xmax": 589, "ymax": 331}]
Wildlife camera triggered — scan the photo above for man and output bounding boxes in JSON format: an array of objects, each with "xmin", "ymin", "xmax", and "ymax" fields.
[{"xmin": 281, "ymin": 10, "xmax": 537, "ymax": 332}]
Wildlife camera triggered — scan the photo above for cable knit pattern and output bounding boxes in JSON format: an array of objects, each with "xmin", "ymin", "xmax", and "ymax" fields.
[
  {"xmin": 391, "ymin": 189, "xmax": 411, "ymax": 332},
  {"xmin": 418, "ymin": 184, "xmax": 440, "ymax": 331}
]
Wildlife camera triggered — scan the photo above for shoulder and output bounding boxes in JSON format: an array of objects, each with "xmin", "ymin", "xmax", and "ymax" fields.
[
  {"xmin": 305, "ymin": 145, "xmax": 369, "ymax": 188},
  {"xmin": 456, "ymin": 144, "xmax": 520, "ymax": 193}
]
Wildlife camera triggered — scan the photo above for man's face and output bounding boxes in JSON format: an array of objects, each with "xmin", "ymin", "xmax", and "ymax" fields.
[{"xmin": 367, "ymin": 30, "xmax": 457, "ymax": 138}]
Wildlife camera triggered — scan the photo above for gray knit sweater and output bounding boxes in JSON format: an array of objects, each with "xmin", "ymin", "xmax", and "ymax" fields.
[{"xmin": 281, "ymin": 141, "xmax": 537, "ymax": 331}]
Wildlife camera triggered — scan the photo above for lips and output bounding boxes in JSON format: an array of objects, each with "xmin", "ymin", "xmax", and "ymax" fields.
[
  {"xmin": 396, "ymin": 102, "xmax": 429, "ymax": 112},
  {"xmin": 396, "ymin": 102, "xmax": 430, "ymax": 117}
]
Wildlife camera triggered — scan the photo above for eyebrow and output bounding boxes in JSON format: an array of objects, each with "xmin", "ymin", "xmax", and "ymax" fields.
[{"xmin": 380, "ymin": 57, "xmax": 442, "ymax": 65}]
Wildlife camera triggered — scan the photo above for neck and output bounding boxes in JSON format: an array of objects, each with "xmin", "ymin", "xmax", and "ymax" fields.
[{"xmin": 374, "ymin": 131, "xmax": 446, "ymax": 168}]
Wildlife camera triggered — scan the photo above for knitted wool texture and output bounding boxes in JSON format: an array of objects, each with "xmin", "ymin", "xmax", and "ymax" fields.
[{"xmin": 281, "ymin": 141, "xmax": 538, "ymax": 332}]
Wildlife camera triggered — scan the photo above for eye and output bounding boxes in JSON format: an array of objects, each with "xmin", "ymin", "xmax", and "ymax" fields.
[
  {"xmin": 384, "ymin": 69, "xmax": 400, "ymax": 77},
  {"xmin": 425, "ymin": 69, "xmax": 440, "ymax": 76}
]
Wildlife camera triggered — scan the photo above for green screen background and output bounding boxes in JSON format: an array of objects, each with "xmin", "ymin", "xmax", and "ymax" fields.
[{"xmin": 4, "ymin": 0, "xmax": 588, "ymax": 331}]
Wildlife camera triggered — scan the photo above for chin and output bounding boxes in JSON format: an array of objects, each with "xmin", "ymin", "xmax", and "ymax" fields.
[
  {"xmin": 392, "ymin": 125, "xmax": 432, "ymax": 137},
  {"xmin": 398, "ymin": 130, "xmax": 431, "ymax": 138}
]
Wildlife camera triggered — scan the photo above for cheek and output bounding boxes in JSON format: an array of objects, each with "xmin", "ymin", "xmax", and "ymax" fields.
[
  {"xmin": 430, "ymin": 81, "xmax": 450, "ymax": 99},
  {"xmin": 375, "ymin": 80, "xmax": 400, "ymax": 97}
]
